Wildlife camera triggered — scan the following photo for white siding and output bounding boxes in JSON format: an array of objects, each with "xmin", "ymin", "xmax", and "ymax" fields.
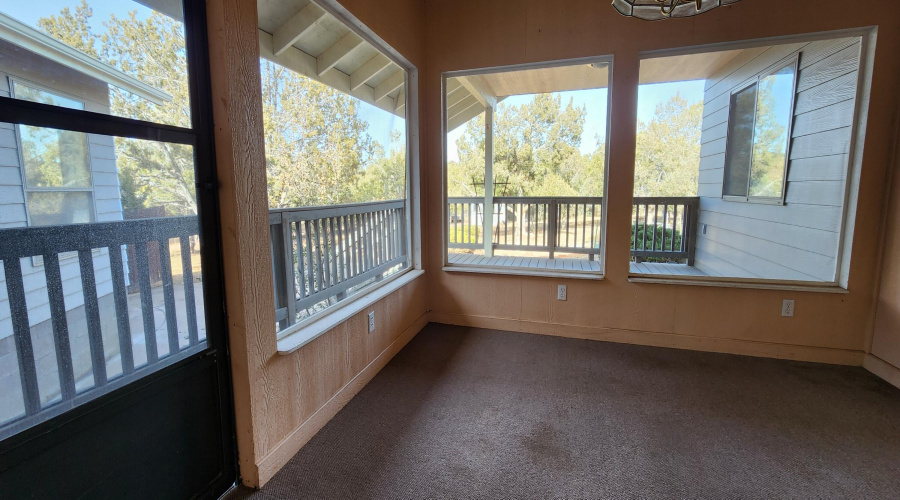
[
  {"xmin": 0, "ymin": 59, "xmax": 123, "ymax": 339},
  {"xmin": 694, "ymin": 37, "xmax": 861, "ymax": 282}
]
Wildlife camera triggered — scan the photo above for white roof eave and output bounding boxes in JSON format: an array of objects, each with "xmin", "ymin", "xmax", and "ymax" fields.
[{"xmin": 0, "ymin": 12, "xmax": 172, "ymax": 105}]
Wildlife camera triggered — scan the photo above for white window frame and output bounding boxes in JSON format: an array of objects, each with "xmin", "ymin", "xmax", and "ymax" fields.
[
  {"xmin": 11, "ymin": 78, "xmax": 98, "ymax": 227},
  {"xmin": 440, "ymin": 56, "xmax": 614, "ymax": 280},
  {"xmin": 274, "ymin": 0, "xmax": 422, "ymax": 354},
  {"xmin": 630, "ymin": 28, "xmax": 876, "ymax": 292},
  {"xmin": 721, "ymin": 56, "xmax": 799, "ymax": 206}
]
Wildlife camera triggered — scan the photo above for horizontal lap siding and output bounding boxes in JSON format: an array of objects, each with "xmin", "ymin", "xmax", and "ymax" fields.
[
  {"xmin": 694, "ymin": 38, "xmax": 860, "ymax": 281},
  {"xmin": 0, "ymin": 68, "xmax": 122, "ymax": 337}
]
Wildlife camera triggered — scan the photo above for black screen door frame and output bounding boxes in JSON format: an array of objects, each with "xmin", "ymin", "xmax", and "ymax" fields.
[{"xmin": 0, "ymin": 0, "xmax": 236, "ymax": 497}]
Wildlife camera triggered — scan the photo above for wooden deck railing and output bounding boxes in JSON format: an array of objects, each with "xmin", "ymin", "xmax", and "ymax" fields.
[
  {"xmin": 0, "ymin": 216, "xmax": 204, "ymax": 438},
  {"xmin": 269, "ymin": 200, "xmax": 408, "ymax": 331},
  {"xmin": 448, "ymin": 196, "xmax": 699, "ymax": 264},
  {"xmin": 631, "ymin": 197, "xmax": 699, "ymax": 265}
]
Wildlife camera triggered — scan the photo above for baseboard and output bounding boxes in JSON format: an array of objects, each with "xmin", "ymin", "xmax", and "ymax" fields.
[
  {"xmin": 429, "ymin": 312, "xmax": 865, "ymax": 366},
  {"xmin": 255, "ymin": 312, "xmax": 429, "ymax": 485},
  {"xmin": 863, "ymin": 354, "xmax": 900, "ymax": 390}
]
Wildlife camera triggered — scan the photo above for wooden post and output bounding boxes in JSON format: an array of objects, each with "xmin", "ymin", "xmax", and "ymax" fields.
[
  {"xmin": 206, "ymin": 0, "xmax": 274, "ymax": 487},
  {"xmin": 483, "ymin": 105, "xmax": 494, "ymax": 258}
]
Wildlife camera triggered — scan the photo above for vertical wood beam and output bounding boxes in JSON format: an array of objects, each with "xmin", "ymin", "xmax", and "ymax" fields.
[
  {"xmin": 206, "ymin": 0, "xmax": 275, "ymax": 488},
  {"xmin": 483, "ymin": 105, "xmax": 494, "ymax": 258}
]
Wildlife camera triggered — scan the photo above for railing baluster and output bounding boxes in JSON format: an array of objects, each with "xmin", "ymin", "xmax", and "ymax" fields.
[
  {"xmin": 134, "ymin": 243, "xmax": 158, "ymax": 364},
  {"xmin": 78, "ymin": 249, "xmax": 107, "ymax": 386},
  {"xmin": 43, "ymin": 253, "xmax": 77, "ymax": 400},
  {"xmin": 108, "ymin": 246, "xmax": 134, "ymax": 374},
  {"xmin": 317, "ymin": 220, "xmax": 329, "ymax": 291},
  {"xmin": 652, "ymin": 205, "xmax": 659, "ymax": 251},
  {"xmin": 5, "ymin": 257, "xmax": 41, "ymax": 415},
  {"xmin": 662, "ymin": 204, "xmax": 669, "ymax": 253},
  {"xmin": 304, "ymin": 220, "xmax": 316, "ymax": 297},
  {"xmin": 179, "ymin": 237, "xmax": 199, "ymax": 345},
  {"xmin": 632, "ymin": 203, "xmax": 639, "ymax": 251},
  {"xmin": 329, "ymin": 217, "xmax": 340, "ymax": 285},
  {"xmin": 341, "ymin": 216, "xmax": 351, "ymax": 280},
  {"xmin": 379, "ymin": 210, "xmax": 387, "ymax": 265},
  {"xmin": 672, "ymin": 205, "xmax": 679, "ymax": 252},
  {"xmin": 642, "ymin": 204, "xmax": 648, "ymax": 251},
  {"xmin": 355, "ymin": 213, "xmax": 364, "ymax": 275},
  {"xmin": 157, "ymin": 238, "xmax": 180, "ymax": 356}
]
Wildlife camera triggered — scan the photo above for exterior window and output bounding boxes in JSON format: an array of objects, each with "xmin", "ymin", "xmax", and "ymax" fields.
[
  {"xmin": 13, "ymin": 82, "xmax": 95, "ymax": 226},
  {"xmin": 723, "ymin": 61, "xmax": 797, "ymax": 201},
  {"xmin": 630, "ymin": 36, "xmax": 865, "ymax": 285},
  {"xmin": 443, "ymin": 60, "xmax": 611, "ymax": 277},
  {"xmin": 257, "ymin": 6, "xmax": 413, "ymax": 333}
]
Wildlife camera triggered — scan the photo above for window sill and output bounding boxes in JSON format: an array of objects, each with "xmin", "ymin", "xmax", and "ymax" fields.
[
  {"xmin": 276, "ymin": 269, "xmax": 425, "ymax": 355},
  {"xmin": 443, "ymin": 264, "xmax": 604, "ymax": 281},
  {"xmin": 628, "ymin": 275, "xmax": 849, "ymax": 293}
]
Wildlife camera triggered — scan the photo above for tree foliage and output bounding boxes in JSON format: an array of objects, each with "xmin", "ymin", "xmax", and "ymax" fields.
[
  {"xmin": 38, "ymin": 1, "xmax": 404, "ymax": 216},
  {"xmin": 448, "ymin": 93, "xmax": 605, "ymax": 197},
  {"xmin": 633, "ymin": 93, "xmax": 702, "ymax": 197}
]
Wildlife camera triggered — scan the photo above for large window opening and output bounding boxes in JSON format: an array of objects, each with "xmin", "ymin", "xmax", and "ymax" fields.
[
  {"xmin": 257, "ymin": 1, "xmax": 412, "ymax": 334},
  {"xmin": 444, "ymin": 60, "xmax": 611, "ymax": 276},
  {"xmin": 632, "ymin": 35, "xmax": 867, "ymax": 285}
]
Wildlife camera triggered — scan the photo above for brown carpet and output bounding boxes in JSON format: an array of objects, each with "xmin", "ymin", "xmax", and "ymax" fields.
[{"xmin": 226, "ymin": 323, "xmax": 900, "ymax": 499}]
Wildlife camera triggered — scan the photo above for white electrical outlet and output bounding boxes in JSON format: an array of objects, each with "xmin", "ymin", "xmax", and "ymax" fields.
[
  {"xmin": 557, "ymin": 285, "xmax": 567, "ymax": 301},
  {"xmin": 368, "ymin": 311, "xmax": 375, "ymax": 332},
  {"xmin": 781, "ymin": 299, "xmax": 794, "ymax": 317}
]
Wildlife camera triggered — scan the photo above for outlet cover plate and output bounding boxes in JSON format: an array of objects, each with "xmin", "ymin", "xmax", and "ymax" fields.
[
  {"xmin": 781, "ymin": 299, "xmax": 794, "ymax": 317},
  {"xmin": 557, "ymin": 285, "xmax": 567, "ymax": 301},
  {"xmin": 368, "ymin": 311, "xmax": 375, "ymax": 332}
]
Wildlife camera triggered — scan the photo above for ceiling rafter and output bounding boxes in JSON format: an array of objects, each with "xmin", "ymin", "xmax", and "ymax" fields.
[
  {"xmin": 374, "ymin": 70, "xmax": 405, "ymax": 102},
  {"xmin": 350, "ymin": 54, "xmax": 392, "ymax": 91},
  {"xmin": 316, "ymin": 32, "xmax": 364, "ymax": 76},
  {"xmin": 272, "ymin": 2, "xmax": 327, "ymax": 56}
]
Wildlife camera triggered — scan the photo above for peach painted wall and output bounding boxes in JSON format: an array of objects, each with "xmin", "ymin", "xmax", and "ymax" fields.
[
  {"xmin": 207, "ymin": 0, "xmax": 427, "ymax": 487},
  {"xmin": 423, "ymin": 0, "xmax": 900, "ymax": 361},
  {"xmin": 869, "ymin": 110, "xmax": 900, "ymax": 375}
]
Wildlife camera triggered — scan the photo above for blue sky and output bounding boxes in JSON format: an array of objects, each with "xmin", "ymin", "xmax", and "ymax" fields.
[
  {"xmin": 2, "ymin": 0, "xmax": 404, "ymax": 153},
  {"xmin": 0, "ymin": 0, "xmax": 148, "ymax": 29},
  {"xmin": 447, "ymin": 79, "xmax": 705, "ymax": 162}
]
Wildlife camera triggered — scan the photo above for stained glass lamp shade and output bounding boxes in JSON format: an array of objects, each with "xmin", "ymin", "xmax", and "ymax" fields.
[{"xmin": 612, "ymin": 0, "xmax": 743, "ymax": 20}]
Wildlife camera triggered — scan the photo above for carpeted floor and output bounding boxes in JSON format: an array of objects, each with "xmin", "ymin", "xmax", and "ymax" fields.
[{"xmin": 226, "ymin": 323, "xmax": 900, "ymax": 499}]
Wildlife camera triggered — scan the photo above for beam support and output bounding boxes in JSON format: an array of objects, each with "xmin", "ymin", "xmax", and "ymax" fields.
[
  {"xmin": 374, "ymin": 69, "xmax": 404, "ymax": 102},
  {"xmin": 272, "ymin": 2, "xmax": 327, "ymax": 56},
  {"xmin": 458, "ymin": 75, "xmax": 497, "ymax": 108},
  {"xmin": 316, "ymin": 32, "xmax": 363, "ymax": 76},
  {"xmin": 350, "ymin": 54, "xmax": 391, "ymax": 91},
  {"xmin": 483, "ymin": 104, "xmax": 494, "ymax": 258},
  {"xmin": 395, "ymin": 88, "xmax": 406, "ymax": 113}
]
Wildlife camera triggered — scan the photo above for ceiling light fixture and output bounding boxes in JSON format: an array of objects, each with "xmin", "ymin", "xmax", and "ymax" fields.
[{"xmin": 611, "ymin": 0, "xmax": 743, "ymax": 21}]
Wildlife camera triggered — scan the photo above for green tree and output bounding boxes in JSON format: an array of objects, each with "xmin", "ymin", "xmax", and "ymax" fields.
[
  {"xmin": 352, "ymin": 131, "xmax": 406, "ymax": 201},
  {"xmin": 448, "ymin": 93, "xmax": 601, "ymax": 197},
  {"xmin": 633, "ymin": 93, "xmax": 702, "ymax": 197},
  {"xmin": 38, "ymin": 3, "xmax": 197, "ymax": 215},
  {"xmin": 261, "ymin": 60, "xmax": 378, "ymax": 208},
  {"xmin": 38, "ymin": 3, "xmax": 399, "ymax": 213}
]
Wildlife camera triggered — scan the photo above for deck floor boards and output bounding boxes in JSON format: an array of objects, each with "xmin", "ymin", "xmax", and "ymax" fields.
[
  {"xmin": 629, "ymin": 261, "xmax": 708, "ymax": 276},
  {"xmin": 448, "ymin": 253, "xmax": 602, "ymax": 272}
]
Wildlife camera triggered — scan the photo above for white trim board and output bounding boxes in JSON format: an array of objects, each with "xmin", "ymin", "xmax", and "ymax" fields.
[{"xmin": 277, "ymin": 270, "xmax": 424, "ymax": 354}]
